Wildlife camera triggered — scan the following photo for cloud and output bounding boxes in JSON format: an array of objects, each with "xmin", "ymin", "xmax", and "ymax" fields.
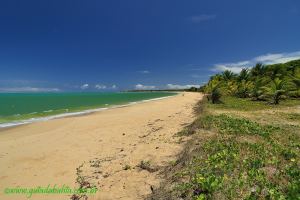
[
  {"xmin": 138, "ymin": 70, "xmax": 150, "ymax": 74},
  {"xmin": 80, "ymin": 84, "xmax": 89, "ymax": 90},
  {"xmin": 213, "ymin": 51, "xmax": 300, "ymax": 73},
  {"xmin": 135, "ymin": 84, "xmax": 156, "ymax": 90},
  {"xmin": 166, "ymin": 84, "xmax": 200, "ymax": 89},
  {"xmin": 213, "ymin": 61, "xmax": 250, "ymax": 73},
  {"xmin": 0, "ymin": 87, "xmax": 61, "ymax": 92},
  {"xmin": 95, "ymin": 84, "xmax": 118, "ymax": 90},
  {"xmin": 254, "ymin": 51, "xmax": 300, "ymax": 64},
  {"xmin": 95, "ymin": 84, "xmax": 107, "ymax": 89},
  {"xmin": 189, "ymin": 14, "xmax": 216, "ymax": 23}
]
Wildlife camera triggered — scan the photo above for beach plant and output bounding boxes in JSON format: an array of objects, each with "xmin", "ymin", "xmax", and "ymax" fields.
[
  {"xmin": 123, "ymin": 164, "xmax": 131, "ymax": 170},
  {"xmin": 147, "ymin": 94, "xmax": 300, "ymax": 200}
]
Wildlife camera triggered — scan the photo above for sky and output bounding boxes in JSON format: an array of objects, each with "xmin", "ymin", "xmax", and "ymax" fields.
[{"xmin": 0, "ymin": 0, "xmax": 300, "ymax": 92}]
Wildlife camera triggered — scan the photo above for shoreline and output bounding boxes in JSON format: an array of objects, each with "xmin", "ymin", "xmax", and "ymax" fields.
[
  {"xmin": 0, "ymin": 92, "xmax": 202, "ymax": 200},
  {"xmin": 0, "ymin": 93, "xmax": 178, "ymax": 130}
]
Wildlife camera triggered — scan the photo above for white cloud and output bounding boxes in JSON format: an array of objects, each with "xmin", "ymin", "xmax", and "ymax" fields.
[
  {"xmin": 95, "ymin": 84, "xmax": 107, "ymax": 89},
  {"xmin": 213, "ymin": 60, "xmax": 251, "ymax": 73},
  {"xmin": 80, "ymin": 84, "xmax": 89, "ymax": 90},
  {"xmin": 135, "ymin": 84, "xmax": 156, "ymax": 90},
  {"xmin": 189, "ymin": 14, "xmax": 216, "ymax": 23},
  {"xmin": 213, "ymin": 51, "xmax": 300, "ymax": 73},
  {"xmin": 166, "ymin": 84, "xmax": 200, "ymax": 89},
  {"xmin": 254, "ymin": 53, "xmax": 283, "ymax": 62},
  {"xmin": 0, "ymin": 87, "xmax": 61, "ymax": 92},
  {"xmin": 213, "ymin": 65, "xmax": 249, "ymax": 74},
  {"xmin": 138, "ymin": 70, "xmax": 150, "ymax": 74},
  {"xmin": 111, "ymin": 84, "xmax": 117, "ymax": 89},
  {"xmin": 254, "ymin": 51, "xmax": 300, "ymax": 64}
]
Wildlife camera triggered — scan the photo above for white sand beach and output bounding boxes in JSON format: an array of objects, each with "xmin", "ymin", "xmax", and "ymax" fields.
[{"xmin": 0, "ymin": 92, "xmax": 202, "ymax": 200}]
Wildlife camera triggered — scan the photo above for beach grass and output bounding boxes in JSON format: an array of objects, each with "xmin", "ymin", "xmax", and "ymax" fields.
[
  {"xmin": 148, "ymin": 96, "xmax": 300, "ymax": 200},
  {"xmin": 205, "ymin": 96, "xmax": 300, "ymax": 111}
]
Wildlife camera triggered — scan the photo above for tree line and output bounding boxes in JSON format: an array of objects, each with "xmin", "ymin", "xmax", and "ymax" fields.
[{"xmin": 200, "ymin": 59, "xmax": 300, "ymax": 104}]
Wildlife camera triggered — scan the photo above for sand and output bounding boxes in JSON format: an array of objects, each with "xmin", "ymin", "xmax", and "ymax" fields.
[{"xmin": 0, "ymin": 92, "xmax": 203, "ymax": 200}]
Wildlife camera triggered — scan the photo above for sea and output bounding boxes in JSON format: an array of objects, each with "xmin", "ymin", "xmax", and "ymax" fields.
[{"xmin": 0, "ymin": 92, "xmax": 176, "ymax": 128}]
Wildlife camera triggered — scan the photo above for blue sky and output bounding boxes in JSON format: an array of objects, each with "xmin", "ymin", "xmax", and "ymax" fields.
[{"xmin": 0, "ymin": 0, "xmax": 300, "ymax": 92}]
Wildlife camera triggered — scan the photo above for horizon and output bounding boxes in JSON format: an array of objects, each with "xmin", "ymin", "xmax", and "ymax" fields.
[{"xmin": 1, "ymin": 0, "xmax": 300, "ymax": 92}]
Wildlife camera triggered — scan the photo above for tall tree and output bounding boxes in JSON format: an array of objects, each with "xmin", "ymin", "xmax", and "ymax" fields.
[
  {"xmin": 238, "ymin": 68, "xmax": 250, "ymax": 82},
  {"xmin": 251, "ymin": 63, "xmax": 265, "ymax": 77},
  {"xmin": 221, "ymin": 70, "xmax": 236, "ymax": 81}
]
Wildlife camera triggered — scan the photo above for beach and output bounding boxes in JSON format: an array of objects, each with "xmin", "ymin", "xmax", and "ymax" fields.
[{"xmin": 0, "ymin": 92, "xmax": 203, "ymax": 200}]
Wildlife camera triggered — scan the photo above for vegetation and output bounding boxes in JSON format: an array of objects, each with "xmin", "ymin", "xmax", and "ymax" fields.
[
  {"xmin": 148, "ymin": 94, "xmax": 299, "ymax": 200},
  {"xmin": 204, "ymin": 60, "xmax": 300, "ymax": 104},
  {"xmin": 147, "ymin": 60, "xmax": 299, "ymax": 200}
]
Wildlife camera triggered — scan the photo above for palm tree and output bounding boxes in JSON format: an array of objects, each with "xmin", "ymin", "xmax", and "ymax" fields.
[
  {"xmin": 211, "ymin": 87, "xmax": 222, "ymax": 104},
  {"xmin": 250, "ymin": 78, "xmax": 266, "ymax": 101},
  {"xmin": 226, "ymin": 80, "xmax": 238, "ymax": 96},
  {"xmin": 261, "ymin": 78, "xmax": 289, "ymax": 104},
  {"xmin": 251, "ymin": 63, "xmax": 265, "ymax": 77},
  {"xmin": 238, "ymin": 68, "xmax": 250, "ymax": 82},
  {"xmin": 287, "ymin": 68, "xmax": 300, "ymax": 97},
  {"xmin": 221, "ymin": 70, "xmax": 236, "ymax": 81},
  {"xmin": 205, "ymin": 79, "xmax": 222, "ymax": 104},
  {"xmin": 291, "ymin": 67, "xmax": 300, "ymax": 88},
  {"xmin": 236, "ymin": 80, "xmax": 253, "ymax": 98},
  {"xmin": 266, "ymin": 64, "xmax": 287, "ymax": 80}
]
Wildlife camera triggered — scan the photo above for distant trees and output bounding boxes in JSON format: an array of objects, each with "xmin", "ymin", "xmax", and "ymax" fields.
[{"xmin": 203, "ymin": 59, "xmax": 300, "ymax": 104}]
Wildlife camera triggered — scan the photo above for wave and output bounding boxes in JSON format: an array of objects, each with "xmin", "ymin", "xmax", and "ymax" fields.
[
  {"xmin": 43, "ymin": 110, "xmax": 53, "ymax": 113},
  {"xmin": 0, "ymin": 94, "xmax": 177, "ymax": 129}
]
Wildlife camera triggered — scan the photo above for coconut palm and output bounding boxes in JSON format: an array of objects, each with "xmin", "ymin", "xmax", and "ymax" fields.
[
  {"xmin": 261, "ymin": 78, "xmax": 290, "ymax": 104},
  {"xmin": 226, "ymin": 80, "xmax": 238, "ymax": 96},
  {"xmin": 250, "ymin": 63, "xmax": 265, "ymax": 77},
  {"xmin": 238, "ymin": 68, "xmax": 250, "ymax": 82},
  {"xmin": 250, "ymin": 78, "xmax": 267, "ymax": 101},
  {"xmin": 286, "ymin": 68, "xmax": 300, "ymax": 97},
  {"xmin": 221, "ymin": 70, "xmax": 236, "ymax": 81},
  {"xmin": 235, "ymin": 80, "xmax": 253, "ymax": 98},
  {"xmin": 211, "ymin": 87, "xmax": 222, "ymax": 104},
  {"xmin": 205, "ymin": 79, "xmax": 222, "ymax": 104}
]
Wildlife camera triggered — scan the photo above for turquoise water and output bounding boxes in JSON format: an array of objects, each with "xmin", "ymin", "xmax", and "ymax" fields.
[{"xmin": 0, "ymin": 92, "xmax": 176, "ymax": 126}]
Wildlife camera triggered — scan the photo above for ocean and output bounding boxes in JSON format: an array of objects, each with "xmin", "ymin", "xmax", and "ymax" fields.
[{"xmin": 0, "ymin": 92, "xmax": 176, "ymax": 128}]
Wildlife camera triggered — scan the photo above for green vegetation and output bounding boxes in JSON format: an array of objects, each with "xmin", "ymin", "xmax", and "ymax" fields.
[
  {"xmin": 204, "ymin": 60, "xmax": 300, "ymax": 105},
  {"xmin": 123, "ymin": 164, "xmax": 132, "ymax": 170},
  {"xmin": 199, "ymin": 114, "xmax": 279, "ymax": 137},
  {"xmin": 205, "ymin": 96, "xmax": 300, "ymax": 111},
  {"xmin": 148, "ymin": 60, "xmax": 299, "ymax": 200},
  {"xmin": 148, "ymin": 96, "xmax": 300, "ymax": 200}
]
